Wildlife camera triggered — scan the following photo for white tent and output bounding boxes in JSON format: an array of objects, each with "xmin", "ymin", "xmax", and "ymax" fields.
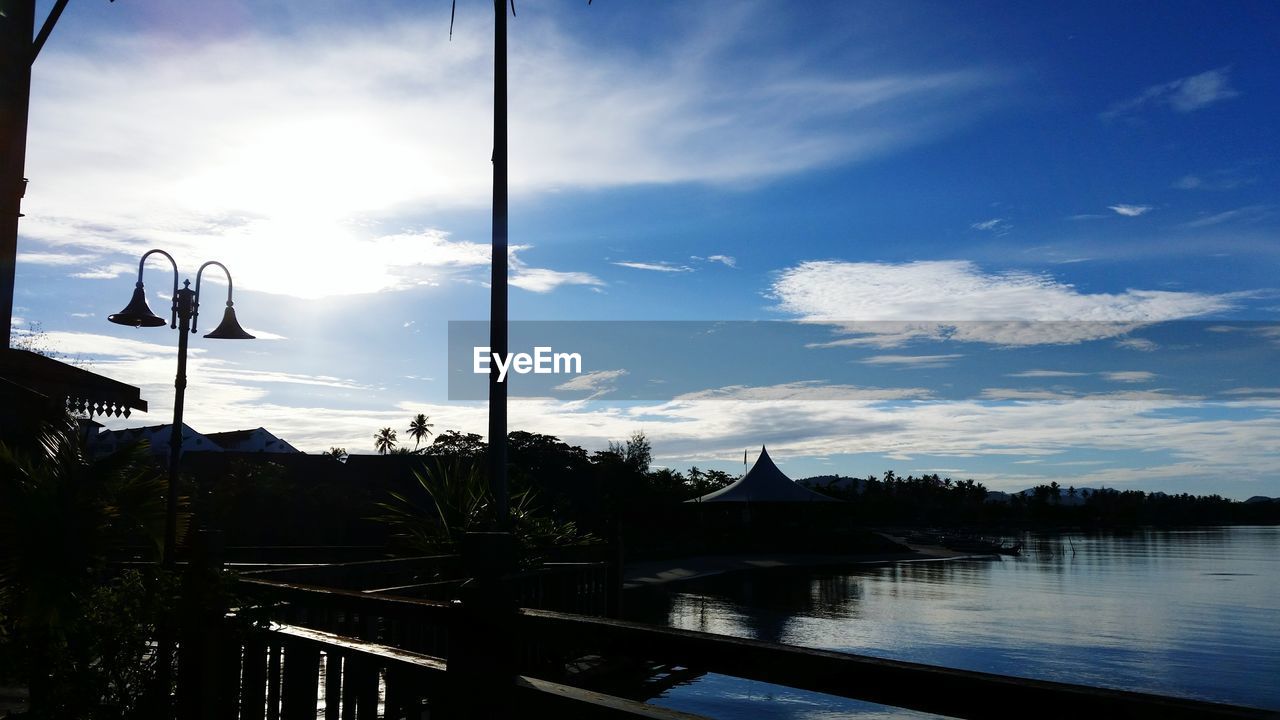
[{"xmin": 688, "ymin": 446, "xmax": 837, "ymax": 503}]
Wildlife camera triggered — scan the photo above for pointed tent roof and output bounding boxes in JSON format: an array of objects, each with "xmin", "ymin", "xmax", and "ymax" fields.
[{"xmin": 687, "ymin": 446, "xmax": 837, "ymax": 503}]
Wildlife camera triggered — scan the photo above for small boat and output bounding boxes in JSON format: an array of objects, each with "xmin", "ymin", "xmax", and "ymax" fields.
[{"xmin": 940, "ymin": 535, "xmax": 1022, "ymax": 556}]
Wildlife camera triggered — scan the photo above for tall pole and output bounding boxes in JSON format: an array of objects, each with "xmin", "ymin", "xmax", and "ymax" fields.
[
  {"xmin": 0, "ymin": 0, "xmax": 34, "ymax": 349},
  {"xmin": 488, "ymin": 0, "xmax": 509, "ymax": 526},
  {"xmin": 163, "ymin": 280, "xmax": 194, "ymax": 568}
]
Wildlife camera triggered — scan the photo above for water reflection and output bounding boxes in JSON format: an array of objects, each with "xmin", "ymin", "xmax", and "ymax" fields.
[{"xmin": 627, "ymin": 527, "xmax": 1280, "ymax": 717}]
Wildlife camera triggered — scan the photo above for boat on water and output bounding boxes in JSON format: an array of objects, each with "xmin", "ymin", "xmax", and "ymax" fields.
[
  {"xmin": 943, "ymin": 536, "xmax": 1023, "ymax": 555},
  {"xmin": 903, "ymin": 530, "xmax": 1022, "ymax": 555}
]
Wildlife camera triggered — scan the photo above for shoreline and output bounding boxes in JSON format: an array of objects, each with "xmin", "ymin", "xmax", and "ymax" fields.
[{"xmin": 622, "ymin": 542, "xmax": 998, "ymax": 590}]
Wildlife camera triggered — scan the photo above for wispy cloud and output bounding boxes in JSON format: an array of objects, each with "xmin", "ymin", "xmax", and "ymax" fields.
[
  {"xmin": 1116, "ymin": 338, "xmax": 1159, "ymax": 352},
  {"xmin": 553, "ymin": 369, "xmax": 629, "ymax": 401},
  {"xmin": 1102, "ymin": 67, "xmax": 1239, "ymax": 119},
  {"xmin": 240, "ymin": 328, "xmax": 288, "ymax": 341},
  {"xmin": 1182, "ymin": 205, "xmax": 1273, "ymax": 228},
  {"xmin": 980, "ymin": 388, "xmax": 1075, "ymax": 401},
  {"xmin": 1103, "ymin": 371, "xmax": 1156, "ymax": 383},
  {"xmin": 17, "ymin": 251, "xmax": 98, "ymax": 266},
  {"xmin": 772, "ymin": 260, "xmax": 1237, "ymax": 346},
  {"xmin": 23, "ymin": 6, "xmax": 1005, "ymax": 300},
  {"xmin": 696, "ymin": 255, "xmax": 737, "ymax": 268},
  {"xmin": 1008, "ymin": 370, "xmax": 1089, "ymax": 378},
  {"xmin": 71, "ymin": 263, "xmax": 135, "ymax": 280},
  {"xmin": 1173, "ymin": 165, "xmax": 1257, "ymax": 191},
  {"xmin": 510, "ymin": 267, "xmax": 604, "ymax": 293},
  {"xmin": 613, "ymin": 261, "xmax": 694, "ymax": 273},
  {"xmin": 1220, "ymin": 387, "xmax": 1280, "ymax": 397},
  {"xmin": 1108, "ymin": 204, "xmax": 1152, "ymax": 217},
  {"xmin": 971, "ymin": 218, "xmax": 1008, "ymax": 232},
  {"xmin": 861, "ymin": 354, "xmax": 963, "ymax": 368}
]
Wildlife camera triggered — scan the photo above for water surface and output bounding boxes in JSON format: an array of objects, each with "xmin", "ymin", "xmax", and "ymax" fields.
[{"xmin": 626, "ymin": 527, "xmax": 1280, "ymax": 718}]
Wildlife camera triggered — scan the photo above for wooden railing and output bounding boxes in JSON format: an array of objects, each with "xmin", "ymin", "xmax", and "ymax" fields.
[
  {"xmin": 228, "ymin": 621, "xmax": 705, "ymax": 719},
  {"xmin": 219, "ymin": 575, "xmax": 1278, "ymax": 720}
]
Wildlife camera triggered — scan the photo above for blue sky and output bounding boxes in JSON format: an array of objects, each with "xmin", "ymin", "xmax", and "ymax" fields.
[{"xmin": 11, "ymin": 1, "xmax": 1280, "ymax": 497}]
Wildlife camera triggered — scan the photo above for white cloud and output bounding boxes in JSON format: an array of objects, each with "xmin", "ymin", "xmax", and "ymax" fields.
[
  {"xmin": 1182, "ymin": 205, "xmax": 1272, "ymax": 228},
  {"xmin": 80, "ymin": 363, "xmax": 1280, "ymax": 494},
  {"xmin": 1116, "ymin": 338, "xmax": 1159, "ymax": 352},
  {"xmin": 860, "ymin": 354, "xmax": 963, "ymax": 368},
  {"xmin": 240, "ymin": 328, "xmax": 288, "ymax": 341},
  {"xmin": 980, "ymin": 388, "xmax": 1075, "ymax": 401},
  {"xmin": 612, "ymin": 261, "xmax": 694, "ymax": 273},
  {"xmin": 1220, "ymin": 387, "xmax": 1280, "ymax": 397},
  {"xmin": 510, "ymin": 267, "xmax": 604, "ymax": 293},
  {"xmin": 670, "ymin": 382, "xmax": 932, "ymax": 405},
  {"xmin": 1102, "ymin": 67, "xmax": 1239, "ymax": 119},
  {"xmin": 1108, "ymin": 204, "xmax": 1152, "ymax": 217},
  {"xmin": 17, "ymin": 251, "xmax": 97, "ymax": 266},
  {"xmin": 772, "ymin": 260, "xmax": 1236, "ymax": 346},
  {"xmin": 23, "ymin": 7, "xmax": 1002, "ymax": 300},
  {"xmin": 553, "ymin": 369, "xmax": 629, "ymax": 398},
  {"xmin": 1204, "ymin": 323, "xmax": 1280, "ymax": 347},
  {"xmin": 1103, "ymin": 371, "xmax": 1156, "ymax": 383},
  {"xmin": 970, "ymin": 218, "xmax": 1008, "ymax": 232},
  {"xmin": 1007, "ymin": 370, "xmax": 1089, "ymax": 378},
  {"xmin": 705, "ymin": 255, "xmax": 737, "ymax": 268}
]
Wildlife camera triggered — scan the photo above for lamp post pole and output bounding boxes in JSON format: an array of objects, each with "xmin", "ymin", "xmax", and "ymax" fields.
[
  {"xmin": 163, "ymin": 280, "xmax": 195, "ymax": 567},
  {"xmin": 109, "ymin": 251, "xmax": 254, "ymax": 567},
  {"xmin": 110, "ymin": 253, "xmax": 252, "ymax": 716}
]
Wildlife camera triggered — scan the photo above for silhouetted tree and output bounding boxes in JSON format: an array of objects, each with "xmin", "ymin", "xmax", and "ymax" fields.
[
  {"xmin": 607, "ymin": 430, "xmax": 651, "ymax": 473},
  {"xmin": 374, "ymin": 427, "xmax": 397, "ymax": 455},
  {"xmin": 407, "ymin": 413, "xmax": 434, "ymax": 450},
  {"xmin": 424, "ymin": 430, "xmax": 487, "ymax": 460}
]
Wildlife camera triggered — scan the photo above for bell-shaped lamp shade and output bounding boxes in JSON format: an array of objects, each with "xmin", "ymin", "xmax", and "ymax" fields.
[
  {"xmin": 203, "ymin": 303, "xmax": 255, "ymax": 339},
  {"xmin": 107, "ymin": 284, "xmax": 167, "ymax": 328}
]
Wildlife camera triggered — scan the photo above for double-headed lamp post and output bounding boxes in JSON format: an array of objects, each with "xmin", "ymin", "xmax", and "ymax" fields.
[{"xmin": 108, "ymin": 248, "xmax": 254, "ymax": 568}]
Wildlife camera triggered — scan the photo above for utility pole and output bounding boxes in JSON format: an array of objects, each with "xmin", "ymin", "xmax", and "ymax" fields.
[
  {"xmin": 0, "ymin": 0, "xmax": 70, "ymax": 348},
  {"xmin": 488, "ymin": 0, "xmax": 509, "ymax": 526},
  {"xmin": 0, "ymin": 0, "xmax": 35, "ymax": 349}
]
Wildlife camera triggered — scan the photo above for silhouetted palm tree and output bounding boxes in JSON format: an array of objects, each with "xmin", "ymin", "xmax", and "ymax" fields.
[
  {"xmin": 374, "ymin": 428, "xmax": 397, "ymax": 455},
  {"xmin": 407, "ymin": 413, "xmax": 435, "ymax": 450}
]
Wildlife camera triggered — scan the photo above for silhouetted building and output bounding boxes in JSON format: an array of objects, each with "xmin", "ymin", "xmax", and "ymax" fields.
[
  {"xmin": 90, "ymin": 423, "xmax": 301, "ymax": 457},
  {"xmin": 90, "ymin": 422, "xmax": 220, "ymax": 456},
  {"xmin": 206, "ymin": 427, "xmax": 300, "ymax": 454},
  {"xmin": 0, "ymin": 348, "xmax": 147, "ymax": 441},
  {"xmin": 688, "ymin": 446, "xmax": 836, "ymax": 503}
]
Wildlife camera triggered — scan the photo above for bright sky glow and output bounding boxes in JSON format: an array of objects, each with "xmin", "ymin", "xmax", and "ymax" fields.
[{"xmin": 11, "ymin": 0, "xmax": 1280, "ymax": 498}]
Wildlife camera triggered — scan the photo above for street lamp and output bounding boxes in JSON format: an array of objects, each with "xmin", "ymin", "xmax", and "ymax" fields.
[{"xmin": 108, "ymin": 248, "xmax": 253, "ymax": 568}]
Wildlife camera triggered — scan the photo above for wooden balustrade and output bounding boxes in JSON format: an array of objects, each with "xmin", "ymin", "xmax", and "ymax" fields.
[{"xmin": 149, "ymin": 529, "xmax": 1272, "ymax": 720}]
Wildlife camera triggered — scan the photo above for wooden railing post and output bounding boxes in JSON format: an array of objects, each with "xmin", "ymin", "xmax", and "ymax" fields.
[
  {"xmin": 177, "ymin": 529, "xmax": 227, "ymax": 720},
  {"xmin": 442, "ymin": 531, "xmax": 518, "ymax": 719}
]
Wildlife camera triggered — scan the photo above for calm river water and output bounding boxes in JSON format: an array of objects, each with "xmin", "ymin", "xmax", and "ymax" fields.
[{"xmin": 625, "ymin": 526, "xmax": 1280, "ymax": 718}]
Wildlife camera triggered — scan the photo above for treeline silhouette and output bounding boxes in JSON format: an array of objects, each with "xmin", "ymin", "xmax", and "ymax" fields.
[
  {"xmin": 185, "ymin": 429, "xmax": 736, "ymax": 548},
  {"xmin": 180, "ymin": 428, "xmax": 1277, "ymax": 550},
  {"xmin": 801, "ymin": 472, "xmax": 1280, "ymax": 528}
]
